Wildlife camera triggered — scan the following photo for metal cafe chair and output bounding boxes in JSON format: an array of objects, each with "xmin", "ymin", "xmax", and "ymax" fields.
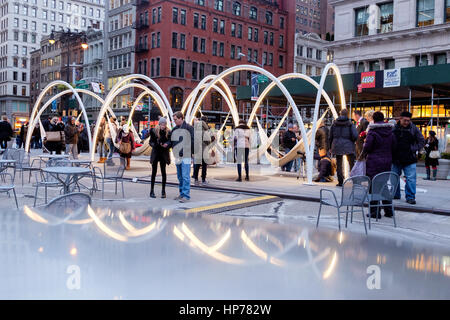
[
  {"xmin": 33, "ymin": 158, "xmax": 67, "ymax": 207},
  {"xmin": 316, "ymin": 175, "xmax": 370, "ymax": 235},
  {"xmin": 93, "ymin": 157, "xmax": 126, "ymax": 199},
  {"xmin": 40, "ymin": 192, "xmax": 91, "ymax": 217},
  {"xmin": 7, "ymin": 149, "xmax": 40, "ymax": 185},
  {"xmin": 367, "ymin": 171, "xmax": 400, "ymax": 229},
  {"xmin": 0, "ymin": 172, "xmax": 18, "ymax": 209}
]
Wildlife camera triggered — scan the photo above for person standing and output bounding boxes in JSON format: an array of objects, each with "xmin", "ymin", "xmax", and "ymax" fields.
[
  {"xmin": 193, "ymin": 116, "xmax": 213, "ymax": 185},
  {"xmin": 360, "ymin": 111, "xmax": 395, "ymax": 218},
  {"xmin": 64, "ymin": 117, "xmax": 81, "ymax": 159},
  {"xmin": 171, "ymin": 111, "xmax": 194, "ymax": 203},
  {"xmin": 116, "ymin": 124, "xmax": 135, "ymax": 170},
  {"xmin": 329, "ymin": 109, "xmax": 358, "ymax": 186},
  {"xmin": 423, "ymin": 130, "xmax": 439, "ymax": 181},
  {"xmin": 0, "ymin": 116, "xmax": 13, "ymax": 149},
  {"xmin": 104, "ymin": 117, "xmax": 117, "ymax": 161},
  {"xmin": 149, "ymin": 117, "xmax": 171, "ymax": 198},
  {"xmin": 18, "ymin": 122, "xmax": 28, "ymax": 148},
  {"xmin": 234, "ymin": 119, "xmax": 251, "ymax": 181},
  {"xmin": 282, "ymin": 123, "xmax": 297, "ymax": 172},
  {"xmin": 392, "ymin": 111, "xmax": 425, "ymax": 205},
  {"xmin": 45, "ymin": 117, "xmax": 65, "ymax": 154},
  {"xmin": 352, "ymin": 110, "xmax": 369, "ymax": 159},
  {"xmin": 32, "ymin": 123, "xmax": 42, "ymax": 149},
  {"xmin": 96, "ymin": 118, "xmax": 107, "ymax": 163}
]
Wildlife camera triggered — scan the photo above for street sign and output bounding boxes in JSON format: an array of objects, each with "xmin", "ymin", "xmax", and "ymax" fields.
[
  {"xmin": 75, "ymin": 80, "xmax": 85, "ymax": 85},
  {"xmin": 258, "ymin": 75, "xmax": 269, "ymax": 83}
]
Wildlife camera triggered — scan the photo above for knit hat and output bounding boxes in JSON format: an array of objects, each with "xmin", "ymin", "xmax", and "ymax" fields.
[
  {"xmin": 122, "ymin": 124, "xmax": 129, "ymax": 134},
  {"xmin": 159, "ymin": 117, "xmax": 167, "ymax": 125}
]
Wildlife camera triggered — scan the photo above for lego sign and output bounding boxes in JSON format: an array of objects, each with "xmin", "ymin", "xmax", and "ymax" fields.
[{"xmin": 361, "ymin": 71, "xmax": 376, "ymax": 89}]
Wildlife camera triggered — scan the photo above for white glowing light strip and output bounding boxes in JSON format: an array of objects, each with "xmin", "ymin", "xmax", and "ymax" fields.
[
  {"xmin": 87, "ymin": 205, "xmax": 128, "ymax": 242},
  {"xmin": 323, "ymin": 251, "xmax": 338, "ymax": 279}
]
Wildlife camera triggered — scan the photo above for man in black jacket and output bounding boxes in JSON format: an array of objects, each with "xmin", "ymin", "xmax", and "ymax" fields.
[
  {"xmin": 353, "ymin": 110, "xmax": 369, "ymax": 159},
  {"xmin": 64, "ymin": 117, "xmax": 81, "ymax": 159},
  {"xmin": 282, "ymin": 123, "xmax": 297, "ymax": 172},
  {"xmin": 392, "ymin": 111, "xmax": 425, "ymax": 205},
  {"xmin": 0, "ymin": 116, "xmax": 13, "ymax": 149},
  {"xmin": 171, "ymin": 111, "xmax": 194, "ymax": 203},
  {"xmin": 329, "ymin": 109, "xmax": 358, "ymax": 186}
]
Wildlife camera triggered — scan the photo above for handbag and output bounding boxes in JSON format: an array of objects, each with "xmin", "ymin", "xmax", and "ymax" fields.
[
  {"xmin": 350, "ymin": 160, "xmax": 366, "ymax": 177},
  {"xmin": 429, "ymin": 150, "xmax": 441, "ymax": 159},
  {"xmin": 119, "ymin": 141, "xmax": 131, "ymax": 154},
  {"xmin": 46, "ymin": 131, "xmax": 62, "ymax": 142}
]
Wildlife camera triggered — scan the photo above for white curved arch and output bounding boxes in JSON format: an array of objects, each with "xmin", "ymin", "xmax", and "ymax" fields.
[{"xmin": 26, "ymin": 81, "xmax": 95, "ymax": 154}]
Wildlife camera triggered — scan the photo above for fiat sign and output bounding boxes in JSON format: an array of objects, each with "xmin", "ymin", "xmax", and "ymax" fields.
[{"xmin": 384, "ymin": 68, "xmax": 401, "ymax": 88}]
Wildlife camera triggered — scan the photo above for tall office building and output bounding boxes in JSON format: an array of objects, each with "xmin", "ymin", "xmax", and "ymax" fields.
[{"xmin": 0, "ymin": 0, "xmax": 105, "ymax": 131}]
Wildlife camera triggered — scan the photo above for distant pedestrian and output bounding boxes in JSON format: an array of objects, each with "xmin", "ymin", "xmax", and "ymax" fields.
[
  {"xmin": 423, "ymin": 130, "xmax": 439, "ymax": 181},
  {"xmin": 392, "ymin": 111, "xmax": 425, "ymax": 205},
  {"xmin": 234, "ymin": 119, "xmax": 251, "ymax": 182},
  {"xmin": 352, "ymin": 110, "xmax": 369, "ymax": 159},
  {"xmin": 0, "ymin": 116, "xmax": 13, "ymax": 149},
  {"xmin": 149, "ymin": 117, "xmax": 171, "ymax": 198},
  {"xmin": 193, "ymin": 116, "xmax": 213, "ymax": 185},
  {"xmin": 104, "ymin": 116, "xmax": 118, "ymax": 160},
  {"xmin": 313, "ymin": 148, "xmax": 334, "ymax": 183},
  {"xmin": 282, "ymin": 123, "xmax": 297, "ymax": 172},
  {"xmin": 45, "ymin": 117, "xmax": 65, "ymax": 154},
  {"xmin": 64, "ymin": 117, "xmax": 81, "ymax": 159},
  {"xmin": 171, "ymin": 111, "xmax": 194, "ymax": 202},
  {"xmin": 18, "ymin": 122, "xmax": 29, "ymax": 148},
  {"xmin": 96, "ymin": 117, "xmax": 107, "ymax": 163},
  {"xmin": 329, "ymin": 109, "xmax": 358, "ymax": 186},
  {"xmin": 116, "ymin": 124, "xmax": 135, "ymax": 170},
  {"xmin": 360, "ymin": 111, "xmax": 395, "ymax": 218},
  {"xmin": 32, "ymin": 124, "xmax": 42, "ymax": 149}
]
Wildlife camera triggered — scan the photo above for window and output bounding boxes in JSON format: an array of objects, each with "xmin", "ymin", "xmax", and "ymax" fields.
[
  {"xmin": 213, "ymin": 19, "xmax": 218, "ymax": 32},
  {"xmin": 22, "ymin": 72, "xmax": 27, "ymax": 82},
  {"xmin": 193, "ymin": 37, "xmax": 198, "ymax": 52},
  {"xmin": 201, "ymin": 15, "xmax": 206, "ymax": 30},
  {"xmin": 355, "ymin": 7, "xmax": 369, "ymax": 36},
  {"xmin": 219, "ymin": 42, "xmax": 224, "ymax": 57},
  {"xmin": 307, "ymin": 47, "xmax": 313, "ymax": 58},
  {"xmin": 212, "ymin": 41, "xmax": 218, "ymax": 56},
  {"xmin": 297, "ymin": 45, "xmax": 303, "ymax": 56},
  {"xmin": 416, "ymin": 55, "xmax": 428, "ymax": 66},
  {"xmin": 354, "ymin": 62, "xmax": 365, "ymax": 72},
  {"xmin": 268, "ymin": 53, "xmax": 273, "ymax": 66},
  {"xmin": 231, "ymin": 45, "xmax": 235, "ymax": 59},
  {"xmin": 192, "ymin": 62, "xmax": 198, "ymax": 79},
  {"xmin": 158, "ymin": 7, "xmax": 162, "ymax": 23},
  {"xmin": 254, "ymin": 29, "xmax": 259, "ymax": 42},
  {"xmin": 197, "ymin": 0, "xmax": 205, "ymax": 5},
  {"xmin": 280, "ymin": 17, "xmax": 285, "ymax": 29},
  {"xmin": 199, "ymin": 63, "xmax": 205, "ymax": 79},
  {"xmin": 237, "ymin": 24, "xmax": 242, "ymax": 38},
  {"xmin": 172, "ymin": 32, "xmax": 178, "ymax": 49},
  {"xmin": 220, "ymin": 20, "xmax": 225, "ymax": 34},
  {"xmin": 179, "ymin": 60, "xmax": 185, "ymax": 78},
  {"xmin": 269, "ymin": 32, "xmax": 274, "ymax": 45},
  {"xmin": 180, "ymin": 34, "xmax": 186, "ymax": 50},
  {"xmin": 214, "ymin": 0, "xmax": 224, "ymax": 11},
  {"xmin": 248, "ymin": 27, "xmax": 253, "ymax": 41},
  {"xmin": 156, "ymin": 57, "xmax": 160, "ymax": 76},
  {"xmin": 379, "ymin": 2, "xmax": 393, "ymax": 33},
  {"xmin": 231, "ymin": 23, "xmax": 236, "ymax": 37},
  {"xmin": 279, "ymin": 35, "xmax": 284, "ymax": 48},
  {"xmin": 434, "ymin": 53, "xmax": 447, "ymax": 65},
  {"xmin": 170, "ymin": 87, "xmax": 183, "ymax": 110},
  {"xmin": 369, "ymin": 60, "xmax": 380, "ymax": 71},
  {"xmin": 173, "ymin": 7, "xmax": 178, "ymax": 24},
  {"xmin": 264, "ymin": 31, "xmax": 268, "ymax": 44},
  {"xmin": 181, "ymin": 9, "xmax": 186, "ymax": 25},
  {"xmin": 233, "ymin": 2, "xmax": 241, "ymax": 16},
  {"xmin": 194, "ymin": 13, "xmax": 199, "ymax": 28},
  {"xmin": 446, "ymin": 0, "xmax": 450, "ymax": 22},
  {"xmin": 247, "ymin": 49, "xmax": 252, "ymax": 62},
  {"xmin": 200, "ymin": 39, "xmax": 206, "ymax": 53},
  {"xmin": 171, "ymin": 58, "xmax": 177, "ymax": 77},
  {"xmin": 266, "ymin": 11, "xmax": 273, "ymax": 25},
  {"xmin": 316, "ymin": 50, "xmax": 322, "ymax": 60},
  {"xmin": 385, "ymin": 58, "xmax": 395, "ymax": 69},
  {"xmin": 249, "ymin": 7, "xmax": 257, "ymax": 20},
  {"xmin": 417, "ymin": 0, "xmax": 434, "ymax": 26}
]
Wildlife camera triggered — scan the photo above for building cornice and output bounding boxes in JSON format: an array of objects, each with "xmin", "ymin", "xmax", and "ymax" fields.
[{"xmin": 325, "ymin": 23, "xmax": 450, "ymax": 49}]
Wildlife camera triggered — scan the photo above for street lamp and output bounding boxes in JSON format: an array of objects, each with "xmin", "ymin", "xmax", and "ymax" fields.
[{"xmin": 237, "ymin": 52, "xmax": 265, "ymax": 68}]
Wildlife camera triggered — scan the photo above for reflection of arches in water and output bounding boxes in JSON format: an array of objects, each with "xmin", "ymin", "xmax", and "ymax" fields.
[{"xmin": 170, "ymin": 87, "xmax": 184, "ymax": 112}]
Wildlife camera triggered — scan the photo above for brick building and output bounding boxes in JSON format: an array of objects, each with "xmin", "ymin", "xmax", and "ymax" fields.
[
  {"xmin": 134, "ymin": 0, "xmax": 296, "ymax": 123},
  {"xmin": 295, "ymin": 0, "xmax": 334, "ymax": 39}
]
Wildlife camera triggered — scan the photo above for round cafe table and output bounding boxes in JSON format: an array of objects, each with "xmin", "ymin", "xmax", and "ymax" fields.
[{"xmin": 42, "ymin": 166, "xmax": 91, "ymax": 194}]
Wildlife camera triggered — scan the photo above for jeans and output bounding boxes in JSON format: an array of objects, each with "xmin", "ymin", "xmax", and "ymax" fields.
[
  {"xmin": 66, "ymin": 143, "xmax": 78, "ymax": 159},
  {"xmin": 282, "ymin": 147, "xmax": 294, "ymax": 172},
  {"xmin": 176, "ymin": 158, "xmax": 191, "ymax": 200},
  {"xmin": 336, "ymin": 154, "xmax": 356, "ymax": 184},
  {"xmin": 392, "ymin": 163, "xmax": 417, "ymax": 200},
  {"xmin": 97, "ymin": 140, "xmax": 106, "ymax": 158},
  {"xmin": 106, "ymin": 138, "xmax": 114, "ymax": 159},
  {"xmin": 0, "ymin": 139, "xmax": 7, "ymax": 149}
]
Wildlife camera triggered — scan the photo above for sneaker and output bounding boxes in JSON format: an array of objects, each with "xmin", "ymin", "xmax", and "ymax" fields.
[
  {"xmin": 173, "ymin": 195, "xmax": 182, "ymax": 201},
  {"xmin": 406, "ymin": 199, "xmax": 416, "ymax": 205},
  {"xmin": 201, "ymin": 180, "xmax": 208, "ymax": 185},
  {"xmin": 393, "ymin": 196, "xmax": 401, "ymax": 200},
  {"xmin": 245, "ymin": 176, "xmax": 249, "ymax": 181},
  {"xmin": 179, "ymin": 197, "xmax": 190, "ymax": 203},
  {"xmin": 194, "ymin": 180, "xmax": 200, "ymax": 186},
  {"xmin": 236, "ymin": 178, "xmax": 242, "ymax": 182}
]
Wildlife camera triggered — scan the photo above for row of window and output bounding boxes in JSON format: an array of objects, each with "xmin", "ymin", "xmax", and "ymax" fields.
[
  {"xmin": 108, "ymin": 53, "xmax": 132, "ymax": 71},
  {"xmin": 109, "ymin": 11, "xmax": 133, "ymax": 32},
  {"xmin": 109, "ymin": 33, "xmax": 133, "ymax": 51},
  {"xmin": 11, "ymin": 17, "xmax": 101, "ymax": 33},
  {"xmin": 137, "ymin": 58, "xmax": 160, "ymax": 78},
  {"xmin": 13, "ymin": 3, "xmax": 102, "ymax": 19},
  {"xmin": 296, "ymin": 45, "xmax": 323, "ymax": 61},
  {"xmin": 13, "ymin": 31, "xmax": 37, "ymax": 45},
  {"xmin": 354, "ymin": 53, "xmax": 448, "ymax": 72}
]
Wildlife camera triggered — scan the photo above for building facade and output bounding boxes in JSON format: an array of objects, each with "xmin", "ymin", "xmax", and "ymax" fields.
[
  {"xmin": 327, "ymin": 0, "xmax": 450, "ymax": 74},
  {"xmin": 134, "ymin": 0, "xmax": 296, "ymax": 123},
  {"xmin": 295, "ymin": 0, "xmax": 335, "ymax": 39},
  {"xmin": 0, "ymin": 0, "xmax": 105, "ymax": 130},
  {"xmin": 294, "ymin": 32, "xmax": 329, "ymax": 76},
  {"xmin": 104, "ymin": 0, "xmax": 135, "ymax": 116}
]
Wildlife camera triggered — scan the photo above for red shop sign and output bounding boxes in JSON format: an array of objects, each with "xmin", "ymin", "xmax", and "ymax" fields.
[{"xmin": 361, "ymin": 71, "xmax": 376, "ymax": 89}]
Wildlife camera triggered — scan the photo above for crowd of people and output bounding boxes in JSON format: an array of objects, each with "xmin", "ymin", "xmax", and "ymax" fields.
[{"xmin": 281, "ymin": 109, "xmax": 438, "ymax": 214}]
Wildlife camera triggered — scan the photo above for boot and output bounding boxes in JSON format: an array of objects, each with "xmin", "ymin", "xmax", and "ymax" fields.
[
  {"xmin": 161, "ymin": 186, "xmax": 166, "ymax": 198},
  {"xmin": 126, "ymin": 158, "xmax": 131, "ymax": 170},
  {"xmin": 98, "ymin": 157, "xmax": 106, "ymax": 163},
  {"xmin": 424, "ymin": 167, "xmax": 430, "ymax": 180},
  {"xmin": 150, "ymin": 189, "xmax": 156, "ymax": 198},
  {"xmin": 432, "ymin": 169, "xmax": 437, "ymax": 181}
]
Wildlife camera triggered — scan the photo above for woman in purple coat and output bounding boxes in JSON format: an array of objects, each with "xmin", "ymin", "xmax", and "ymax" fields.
[{"xmin": 360, "ymin": 111, "xmax": 395, "ymax": 219}]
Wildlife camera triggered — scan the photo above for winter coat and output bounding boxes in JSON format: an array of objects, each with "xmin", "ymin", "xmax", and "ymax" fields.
[
  {"xmin": 316, "ymin": 156, "xmax": 332, "ymax": 181},
  {"xmin": 424, "ymin": 137, "xmax": 439, "ymax": 167},
  {"xmin": 117, "ymin": 130, "xmax": 135, "ymax": 158},
  {"xmin": 283, "ymin": 130, "xmax": 297, "ymax": 150},
  {"xmin": 361, "ymin": 122, "xmax": 395, "ymax": 179},
  {"xmin": 392, "ymin": 122, "xmax": 425, "ymax": 166},
  {"xmin": 234, "ymin": 125, "xmax": 251, "ymax": 149},
  {"xmin": 150, "ymin": 128, "xmax": 172, "ymax": 165},
  {"xmin": 97, "ymin": 122, "xmax": 105, "ymax": 142},
  {"xmin": 329, "ymin": 116, "xmax": 358, "ymax": 156},
  {"xmin": 45, "ymin": 122, "xmax": 65, "ymax": 153},
  {"xmin": 64, "ymin": 123, "xmax": 79, "ymax": 144},
  {"xmin": 19, "ymin": 124, "xmax": 28, "ymax": 142},
  {"xmin": 0, "ymin": 120, "xmax": 13, "ymax": 141},
  {"xmin": 315, "ymin": 126, "xmax": 329, "ymax": 153},
  {"xmin": 171, "ymin": 121, "xmax": 194, "ymax": 159},
  {"xmin": 355, "ymin": 117, "xmax": 369, "ymax": 158}
]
